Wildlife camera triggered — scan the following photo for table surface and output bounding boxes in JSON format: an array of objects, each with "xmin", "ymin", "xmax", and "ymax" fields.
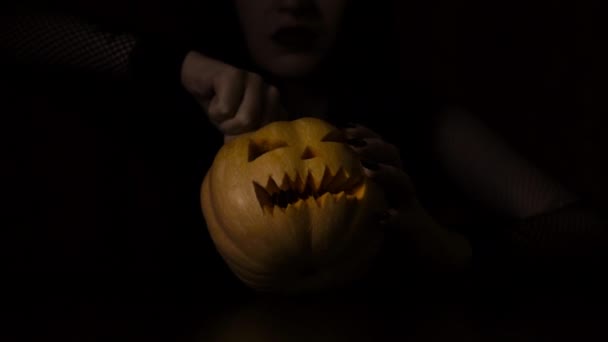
[{"xmin": 7, "ymin": 272, "xmax": 608, "ymax": 342}]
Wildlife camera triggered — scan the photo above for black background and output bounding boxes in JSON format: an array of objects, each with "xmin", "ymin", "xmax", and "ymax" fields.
[{"xmin": 2, "ymin": 0, "xmax": 608, "ymax": 340}]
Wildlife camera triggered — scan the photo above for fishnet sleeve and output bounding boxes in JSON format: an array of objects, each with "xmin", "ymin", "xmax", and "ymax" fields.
[
  {"xmin": 433, "ymin": 108, "xmax": 608, "ymax": 265},
  {"xmin": 0, "ymin": 12, "xmax": 136, "ymax": 79}
]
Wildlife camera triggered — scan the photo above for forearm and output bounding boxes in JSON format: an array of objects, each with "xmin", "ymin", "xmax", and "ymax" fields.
[{"xmin": 434, "ymin": 107, "xmax": 579, "ymax": 220}]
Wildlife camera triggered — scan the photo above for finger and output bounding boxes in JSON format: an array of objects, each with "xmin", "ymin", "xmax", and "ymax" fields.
[
  {"xmin": 207, "ymin": 69, "xmax": 247, "ymax": 126},
  {"xmin": 218, "ymin": 73, "xmax": 266, "ymax": 135},
  {"xmin": 347, "ymin": 137, "xmax": 403, "ymax": 168},
  {"xmin": 342, "ymin": 124, "xmax": 382, "ymax": 140},
  {"xmin": 361, "ymin": 160, "xmax": 415, "ymax": 208}
]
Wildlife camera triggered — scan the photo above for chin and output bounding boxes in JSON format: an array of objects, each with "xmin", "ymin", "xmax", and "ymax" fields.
[{"xmin": 264, "ymin": 54, "xmax": 323, "ymax": 79}]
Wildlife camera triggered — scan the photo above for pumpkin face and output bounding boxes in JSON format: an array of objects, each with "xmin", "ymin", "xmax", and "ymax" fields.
[{"xmin": 201, "ymin": 117, "xmax": 386, "ymax": 293}]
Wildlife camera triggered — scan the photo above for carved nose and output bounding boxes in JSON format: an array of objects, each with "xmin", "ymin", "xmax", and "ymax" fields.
[{"xmin": 300, "ymin": 146, "xmax": 316, "ymax": 160}]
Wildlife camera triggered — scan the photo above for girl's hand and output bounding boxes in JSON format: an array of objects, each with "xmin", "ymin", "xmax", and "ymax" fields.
[
  {"xmin": 343, "ymin": 123, "xmax": 472, "ymax": 271},
  {"xmin": 180, "ymin": 51, "xmax": 288, "ymax": 142},
  {"xmin": 342, "ymin": 123, "xmax": 413, "ymax": 208}
]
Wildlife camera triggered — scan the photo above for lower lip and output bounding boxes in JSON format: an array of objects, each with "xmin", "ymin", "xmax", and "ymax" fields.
[{"xmin": 271, "ymin": 29, "xmax": 319, "ymax": 51}]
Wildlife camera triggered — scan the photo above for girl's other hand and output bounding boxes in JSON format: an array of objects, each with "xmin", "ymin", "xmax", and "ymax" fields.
[
  {"xmin": 343, "ymin": 123, "xmax": 472, "ymax": 271},
  {"xmin": 180, "ymin": 51, "xmax": 288, "ymax": 142}
]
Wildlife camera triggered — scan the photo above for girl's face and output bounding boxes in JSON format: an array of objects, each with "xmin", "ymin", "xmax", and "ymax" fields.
[{"xmin": 233, "ymin": 0, "xmax": 349, "ymax": 79}]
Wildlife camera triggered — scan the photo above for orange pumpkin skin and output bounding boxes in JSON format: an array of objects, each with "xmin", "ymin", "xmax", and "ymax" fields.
[{"xmin": 201, "ymin": 117, "xmax": 386, "ymax": 293}]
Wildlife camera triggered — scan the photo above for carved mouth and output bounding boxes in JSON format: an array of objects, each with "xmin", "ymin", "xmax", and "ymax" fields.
[{"xmin": 253, "ymin": 167, "xmax": 364, "ymax": 213}]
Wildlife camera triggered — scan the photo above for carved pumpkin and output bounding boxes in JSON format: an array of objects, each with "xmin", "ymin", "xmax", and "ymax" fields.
[{"xmin": 201, "ymin": 117, "xmax": 386, "ymax": 293}]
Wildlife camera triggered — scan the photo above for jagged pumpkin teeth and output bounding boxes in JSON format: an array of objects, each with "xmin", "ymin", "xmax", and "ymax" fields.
[
  {"xmin": 293, "ymin": 199, "xmax": 305, "ymax": 210},
  {"xmin": 287, "ymin": 200, "xmax": 308, "ymax": 216},
  {"xmin": 341, "ymin": 172, "xmax": 361, "ymax": 191},
  {"xmin": 303, "ymin": 173, "xmax": 315, "ymax": 195},
  {"xmin": 305, "ymin": 195, "xmax": 316, "ymax": 206},
  {"xmin": 262, "ymin": 205, "xmax": 274, "ymax": 216},
  {"xmin": 201, "ymin": 117, "xmax": 387, "ymax": 294},
  {"xmin": 279, "ymin": 175, "xmax": 292, "ymax": 191},
  {"xmin": 335, "ymin": 191, "xmax": 346, "ymax": 202},
  {"xmin": 266, "ymin": 177, "xmax": 281, "ymax": 194},
  {"xmin": 254, "ymin": 167, "xmax": 367, "ymax": 210},
  {"xmin": 253, "ymin": 182, "xmax": 272, "ymax": 208},
  {"xmin": 311, "ymin": 169, "xmax": 326, "ymax": 192},
  {"xmin": 325, "ymin": 168, "xmax": 348, "ymax": 193},
  {"xmin": 315, "ymin": 192, "xmax": 332, "ymax": 207},
  {"xmin": 292, "ymin": 174, "xmax": 305, "ymax": 193},
  {"xmin": 319, "ymin": 167, "xmax": 334, "ymax": 192},
  {"xmin": 356, "ymin": 186, "xmax": 367, "ymax": 200}
]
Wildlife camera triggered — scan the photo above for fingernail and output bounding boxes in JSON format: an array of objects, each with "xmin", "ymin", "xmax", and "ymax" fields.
[
  {"xmin": 361, "ymin": 160, "xmax": 379, "ymax": 171},
  {"xmin": 347, "ymin": 138, "xmax": 367, "ymax": 147}
]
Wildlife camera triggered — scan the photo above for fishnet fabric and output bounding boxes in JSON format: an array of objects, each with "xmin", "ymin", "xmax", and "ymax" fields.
[
  {"xmin": 434, "ymin": 108, "xmax": 578, "ymax": 219},
  {"xmin": 0, "ymin": 13, "xmax": 136, "ymax": 78},
  {"xmin": 433, "ymin": 109, "xmax": 608, "ymax": 259}
]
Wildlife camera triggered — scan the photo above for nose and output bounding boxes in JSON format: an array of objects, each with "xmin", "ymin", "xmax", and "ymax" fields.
[
  {"xmin": 300, "ymin": 146, "xmax": 316, "ymax": 160},
  {"xmin": 277, "ymin": 0, "xmax": 317, "ymax": 17}
]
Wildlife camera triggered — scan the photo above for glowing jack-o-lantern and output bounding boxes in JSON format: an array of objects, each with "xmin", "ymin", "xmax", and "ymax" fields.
[{"xmin": 201, "ymin": 117, "xmax": 386, "ymax": 293}]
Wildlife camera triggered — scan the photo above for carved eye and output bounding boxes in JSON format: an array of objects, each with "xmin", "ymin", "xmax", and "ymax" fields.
[
  {"xmin": 321, "ymin": 130, "xmax": 347, "ymax": 143},
  {"xmin": 248, "ymin": 139, "xmax": 288, "ymax": 162}
]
